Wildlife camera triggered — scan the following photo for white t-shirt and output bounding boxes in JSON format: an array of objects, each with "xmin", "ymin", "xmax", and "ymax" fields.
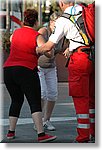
[{"xmin": 49, "ymin": 5, "xmax": 85, "ymax": 51}]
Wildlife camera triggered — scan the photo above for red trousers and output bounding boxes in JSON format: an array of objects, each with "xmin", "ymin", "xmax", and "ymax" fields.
[{"xmin": 68, "ymin": 52, "xmax": 95, "ymax": 142}]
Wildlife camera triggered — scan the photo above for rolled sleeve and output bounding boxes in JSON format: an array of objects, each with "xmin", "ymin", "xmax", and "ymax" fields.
[{"xmin": 49, "ymin": 18, "xmax": 65, "ymax": 44}]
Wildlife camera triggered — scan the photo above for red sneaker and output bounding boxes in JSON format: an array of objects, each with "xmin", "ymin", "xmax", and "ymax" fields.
[
  {"xmin": 7, "ymin": 131, "xmax": 15, "ymax": 139},
  {"xmin": 38, "ymin": 134, "xmax": 57, "ymax": 143}
]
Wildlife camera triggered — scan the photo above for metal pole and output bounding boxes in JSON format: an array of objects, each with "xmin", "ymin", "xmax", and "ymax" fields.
[
  {"xmin": 38, "ymin": 0, "xmax": 42, "ymax": 26},
  {"xmin": 10, "ymin": 0, "xmax": 14, "ymax": 32},
  {"xmin": 22, "ymin": 0, "xmax": 25, "ymax": 22},
  {"xmin": 6, "ymin": 0, "xmax": 10, "ymax": 31}
]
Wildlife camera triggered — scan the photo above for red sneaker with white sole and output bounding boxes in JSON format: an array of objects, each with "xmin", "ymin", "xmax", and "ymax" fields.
[
  {"xmin": 7, "ymin": 131, "xmax": 15, "ymax": 139},
  {"xmin": 38, "ymin": 134, "xmax": 57, "ymax": 143}
]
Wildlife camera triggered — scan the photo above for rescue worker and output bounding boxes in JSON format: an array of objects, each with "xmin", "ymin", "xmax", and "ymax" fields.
[{"xmin": 36, "ymin": 0, "xmax": 95, "ymax": 143}]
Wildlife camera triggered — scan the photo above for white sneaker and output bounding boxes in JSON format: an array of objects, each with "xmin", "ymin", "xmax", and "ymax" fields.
[{"xmin": 43, "ymin": 120, "xmax": 56, "ymax": 131}]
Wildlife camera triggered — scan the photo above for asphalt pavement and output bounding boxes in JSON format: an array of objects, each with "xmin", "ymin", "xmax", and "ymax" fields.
[{"xmin": 0, "ymin": 82, "xmax": 81, "ymax": 143}]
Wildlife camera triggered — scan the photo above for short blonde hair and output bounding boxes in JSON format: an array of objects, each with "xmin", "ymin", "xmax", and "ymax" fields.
[
  {"xmin": 50, "ymin": 11, "xmax": 61, "ymax": 21},
  {"xmin": 61, "ymin": 0, "xmax": 75, "ymax": 4}
]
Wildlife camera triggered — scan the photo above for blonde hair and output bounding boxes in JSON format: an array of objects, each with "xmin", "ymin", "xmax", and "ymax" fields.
[
  {"xmin": 61, "ymin": 0, "xmax": 75, "ymax": 4},
  {"xmin": 50, "ymin": 11, "xmax": 61, "ymax": 21}
]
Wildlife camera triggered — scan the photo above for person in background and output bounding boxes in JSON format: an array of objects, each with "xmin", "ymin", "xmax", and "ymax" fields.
[
  {"xmin": 3, "ymin": 9, "xmax": 57, "ymax": 143},
  {"xmin": 36, "ymin": 0, "xmax": 95, "ymax": 143},
  {"xmin": 36, "ymin": 12, "xmax": 66, "ymax": 131}
]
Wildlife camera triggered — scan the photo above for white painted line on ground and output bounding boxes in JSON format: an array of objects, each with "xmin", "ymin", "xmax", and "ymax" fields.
[
  {"xmin": 0, "ymin": 117, "xmax": 77, "ymax": 126},
  {"xmin": 56, "ymin": 103, "xmax": 74, "ymax": 106},
  {"xmin": 58, "ymin": 83, "xmax": 68, "ymax": 86}
]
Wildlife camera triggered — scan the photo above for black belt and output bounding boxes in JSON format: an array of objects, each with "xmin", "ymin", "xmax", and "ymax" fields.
[
  {"xmin": 65, "ymin": 46, "xmax": 91, "ymax": 67},
  {"xmin": 73, "ymin": 46, "xmax": 91, "ymax": 54}
]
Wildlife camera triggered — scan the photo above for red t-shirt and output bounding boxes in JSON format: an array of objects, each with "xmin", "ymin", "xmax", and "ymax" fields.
[{"xmin": 4, "ymin": 26, "xmax": 39, "ymax": 70}]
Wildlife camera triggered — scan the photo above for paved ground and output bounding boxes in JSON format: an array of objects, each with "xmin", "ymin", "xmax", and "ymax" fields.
[{"xmin": 0, "ymin": 82, "xmax": 93, "ymax": 144}]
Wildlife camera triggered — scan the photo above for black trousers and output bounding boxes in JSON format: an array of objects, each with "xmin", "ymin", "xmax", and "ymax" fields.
[{"xmin": 4, "ymin": 66, "xmax": 42, "ymax": 117}]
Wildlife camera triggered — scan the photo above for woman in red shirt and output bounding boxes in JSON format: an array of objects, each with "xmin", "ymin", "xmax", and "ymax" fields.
[{"xmin": 3, "ymin": 9, "xmax": 56, "ymax": 142}]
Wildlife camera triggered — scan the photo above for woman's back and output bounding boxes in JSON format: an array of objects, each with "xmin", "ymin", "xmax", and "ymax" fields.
[{"xmin": 4, "ymin": 26, "xmax": 39, "ymax": 70}]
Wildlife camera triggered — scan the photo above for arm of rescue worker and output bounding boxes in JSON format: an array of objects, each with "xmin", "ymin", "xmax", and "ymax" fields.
[
  {"xmin": 36, "ymin": 17, "xmax": 65, "ymax": 55},
  {"xmin": 55, "ymin": 37, "xmax": 70, "ymax": 55},
  {"xmin": 36, "ymin": 40, "xmax": 55, "ymax": 56},
  {"xmin": 63, "ymin": 47, "xmax": 73, "ymax": 59},
  {"xmin": 36, "ymin": 35, "xmax": 53, "ymax": 55},
  {"xmin": 38, "ymin": 27, "xmax": 54, "ymax": 58},
  {"xmin": 63, "ymin": 48, "xmax": 70, "ymax": 58}
]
